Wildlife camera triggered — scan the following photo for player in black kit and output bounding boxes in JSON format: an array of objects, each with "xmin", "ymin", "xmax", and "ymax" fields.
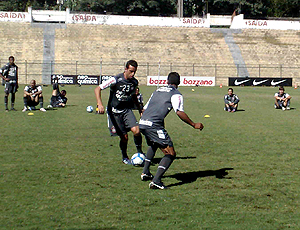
[
  {"xmin": 0, "ymin": 56, "xmax": 18, "ymax": 111},
  {"xmin": 94, "ymin": 60, "xmax": 144, "ymax": 165},
  {"xmin": 139, "ymin": 72, "xmax": 204, "ymax": 189},
  {"xmin": 49, "ymin": 80, "xmax": 67, "ymax": 108}
]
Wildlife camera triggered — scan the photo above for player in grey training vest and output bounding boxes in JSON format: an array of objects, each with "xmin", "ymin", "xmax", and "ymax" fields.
[
  {"xmin": 274, "ymin": 86, "xmax": 291, "ymax": 110},
  {"xmin": 0, "ymin": 56, "xmax": 18, "ymax": 111},
  {"xmin": 224, "ymin": 88, "xmax": 239, "ymax": 112},
  {"xmin": 139, "ymin": 72, "xmax": 204, "ymax": 189},
  {"xmin": 95, "ymin": 60, "xmax": 144, "ymax": 165}
]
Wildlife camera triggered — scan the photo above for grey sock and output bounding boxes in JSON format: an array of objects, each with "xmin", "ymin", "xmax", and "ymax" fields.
[
  {"xmin": 143, "ymin": 145, "xmax": 157, "ymax": 175},
  {"xmin": 153, "ymin": 154, "xmax": 175, "ymax": 184}
]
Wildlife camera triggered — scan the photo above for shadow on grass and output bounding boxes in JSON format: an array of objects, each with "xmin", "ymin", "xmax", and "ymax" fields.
[
  {"xmin": 151, "ymin": 156, "xmax": 196, "ymax": 164},
  {"xmin": 165, "ymin": 168, "xmax": 234, "ymax": 188}
]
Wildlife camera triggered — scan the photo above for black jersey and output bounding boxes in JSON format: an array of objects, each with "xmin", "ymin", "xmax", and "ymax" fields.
[
  {"xmin": 99, "ymin": 73, "xmax": 138, "ymax": 113},
  {"xmin": 139, "ymin": 85, "xmax": 184, "ymax": 129},
  {"xmin": 224, "ymin": 94, "xmax": 239, "ymax": 104},
  {"xmin": 1, "ymin": 63, "xmax": 18, "ymax": 82},
  {"xmin": 24, "ymin": 85, "xmax": 42, "ymax": 94}
]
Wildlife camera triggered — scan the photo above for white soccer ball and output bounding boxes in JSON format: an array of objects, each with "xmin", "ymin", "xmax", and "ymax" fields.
[
  {"xmin": 131, "ymin": 153, "xmax": 146, "ymax": 166},
  {"xmin": 86, "ymin": 105, "xmax": 94, "ymax": 113}
]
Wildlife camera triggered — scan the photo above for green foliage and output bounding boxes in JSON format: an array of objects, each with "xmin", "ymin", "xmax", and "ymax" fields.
[{"xmin": 1, "ymin": 85, "xmax": 300, "ymax": 229}]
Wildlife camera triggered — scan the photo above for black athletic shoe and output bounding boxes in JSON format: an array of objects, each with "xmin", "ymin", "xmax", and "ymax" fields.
[
  {"xmin": 141, "ymin": 173, "xmax": 154, "ymax": 181},
  {"xmin": 149, "ymin": 181, "xmax": 167, "ymax": 190}
]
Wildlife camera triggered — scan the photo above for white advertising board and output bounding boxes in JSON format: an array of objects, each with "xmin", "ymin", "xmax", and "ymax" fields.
[{"xmin": 147, "ymin": 76, "xmax": 215, "ymax": 86}]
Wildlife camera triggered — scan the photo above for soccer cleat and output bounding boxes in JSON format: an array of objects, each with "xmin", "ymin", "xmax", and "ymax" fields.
[
  {"xmin": 149, "ymin": 181, "xmax": 167, "ymax": 190},
  {"xmin": 22, "ymin": 107, "xmax": 28, "ymax": 112},
  {"xmin": 40, "ymin": 108, "xmax": 46, "ymax": 112},
  {"xmin": 5, "ymin": 109, "xmax": 9, "ymax": 112},
  {"xmin": 286, "ymin": 107, "xmax": 290, "ymax": 110},
  {"xmin": 282, "ymin": 107, "xmax": 286, "ymax": 111},
  {"xmin": 47, "ymin": 105, "xmax": 53, "ymax": 109},
  {"xmin": 122, "ymin": 158, "xmax": 132, "ymax": 165},
  {"xmin": 141, "ymin": 173, "xmax": 154, "ymax": 181}
]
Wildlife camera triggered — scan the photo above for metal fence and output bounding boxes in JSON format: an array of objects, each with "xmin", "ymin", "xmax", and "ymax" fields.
[{"xmin": 1, "ymin": 60, "xmax": 299, "ymax": 84}]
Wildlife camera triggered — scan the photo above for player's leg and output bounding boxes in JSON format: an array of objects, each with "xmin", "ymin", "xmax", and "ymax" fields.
[
  {"xmin": 286, "ymin": 99, "xmax": 291, "ymax": 110},
  {"xmin": 141, "ymin": 144, "xmax": 158, "ymax": 181},
  {"xmin": 38, "ymin": 94, "xmax": 46, "ymax": 112},
  {"xmin": 110, "ymin": 112, "xmax": 131, "ymax": 164},
  {"xmin": 52, "ymin": 82, "xmax": 59, "ymax": 96},
  {"xmin": 124, "ymin": 109, "xmax": 143, "ymax": 153},
  {"xmin": 274, "ymin": 99, "xmax": 281, "ymax": 109},
  {"xmin": 4, "ymin": 83, "xmax": 9, "ymax": 111},
  {"xmin": 225, "ymin": 104, "xmax": 231, "ymax": 112},
  {"xmin": 10, "ymin": 84, "xmax": 17, "ymax": 110},
  {"xmin": 231, "ymin": 103, "xmax": 238, "ymax": 113},
  {"xmin": 149, "ymin": 146, "xmax": 176, "ymax": 189}
]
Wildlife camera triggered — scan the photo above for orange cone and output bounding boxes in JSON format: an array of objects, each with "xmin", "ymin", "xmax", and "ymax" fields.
[
  {"xmin": 294, "ymin": 84, "xmax": 297, "ymax": 89},
  {"xmin": 220, "ymin": 83, "xmax": 223, "ymax": 88}
]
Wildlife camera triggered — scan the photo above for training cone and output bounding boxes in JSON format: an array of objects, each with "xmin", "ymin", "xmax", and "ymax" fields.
[
  {"xmin": 294, "ymin": 84, "xmax": 297, "ymax": 89},
  {"xmin": 220, "ymin": 84, "xmax": 223, "ymax": 88}
]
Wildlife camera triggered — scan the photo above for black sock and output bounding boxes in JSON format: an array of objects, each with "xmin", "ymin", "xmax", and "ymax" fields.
[
  {"xmin": 119, "ymin": 140, "xmax": 128, "ymax": 159},
  {"xmin": 143, "ymin": 145, "xmax": 158, "ymax": 175},
  {"xmin": 11, "ymin": 93, "xmax": 15, "ymax": 108},
  {"xmin": 23, "ymin": 97, "xmax": 28, "ymax": 107},
  {"xmin": 53, "ymin": 83, "xmax": 59, "ymax": 90},
  {"xmin": 4, "ymin": 96, "xmax": 8, "ymax": 109},
  {"xmin": 134, "ymin": 134, "xmax": 143, "ymax": 153},
  {"xmin": 39, "ymin": 96, "xmax": 44, "ymax": 108},
  {"xmin": 153, "ymin": 154, "xmax": 175, "ymax": 184}
]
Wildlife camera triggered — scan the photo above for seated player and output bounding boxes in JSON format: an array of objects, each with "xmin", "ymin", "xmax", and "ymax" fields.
[
  {"xmin": 274, "ymin": 86, "xmax": 291, "ymax": 110},
  {"xmin": 49, "ymin": 82, "xmax": 67, "ymax": 108},
  {"xmin": 224, "ymin": 88, "xmax": 239, "ymax": 113},
  {"xmin": 22, "ymin": 79, "xmax": 46, "ymax": 112}
]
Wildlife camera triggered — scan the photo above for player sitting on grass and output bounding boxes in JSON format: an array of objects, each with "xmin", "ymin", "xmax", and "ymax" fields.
[
  {"xmin": 48, "ymin": 81, "xmax": 67, "ymax": 108},
  {"xmin": 224, "ymin": 88, "xmax": 239, "ymax": 113},
  {"xmin": 274, "ymin": 86, "xmax": 291, "ymax": 111},
  {"xmin": 139, "ymin": 72, "xmax": 204, "ymax": 189},
  {"xmin": 22, "ymin": 80, "xmax": 46, "ymax": 112}
]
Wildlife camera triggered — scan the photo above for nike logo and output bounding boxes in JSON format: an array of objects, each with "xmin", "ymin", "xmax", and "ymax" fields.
[
  {"xmin": 271, "ymin": 79, "xmax": 286, "ymax": 86},
  {"xmin": 234, "ymin": 79, "xmax": 251, "ymax": 85},
  {"xmin": 253, "ymin": 79, "xmax": 268, "ymax": 86}
]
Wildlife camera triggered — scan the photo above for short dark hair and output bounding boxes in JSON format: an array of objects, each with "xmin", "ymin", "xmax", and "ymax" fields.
[
  {"xmin": 61, "ymin": 90, "xmax": 67, "ymax": 95},
  {"xmin": 167, "ymin": 72, "xmax": 180, "ymax": 86},
  {"xmin": 126, "ymin": 60, "xmax": 138, "ymax": 69},
  {"xmin": 228, "ymin": 88, "xmax": 233, "ymax": 92},
  {"xmin": 9, "ymin": 56, "xmax": 14, "ymax": 60},
  {"xmin": 279, "ymin": 86, "xmax": 284, "ymax": 91}
]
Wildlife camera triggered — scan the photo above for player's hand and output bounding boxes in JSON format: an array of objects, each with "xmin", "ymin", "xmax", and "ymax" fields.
[
  {"xmin": 194, "ymin": 123, "xmax": 204, "ymax": 131},
  {"xmin": 4, "ymin": 78, "xmax": 10, "ymax": 81},
  {"xmin": 97, "ymin": 105, "xmax": 105, "ymax": 114}
]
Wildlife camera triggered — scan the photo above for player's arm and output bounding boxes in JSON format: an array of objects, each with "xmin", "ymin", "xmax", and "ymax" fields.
[
  {"xmin": 176, "ymin": 111, "xmax": 204, "ymax": 130},
  {"xmin": 224, "ymin": 95, "xmax": 230, "ymax": 104},
  {"xmin": 233, "ymin": 95, "xmax": 239, "ymax": 104},
  {"xmin": 132, "ymin": 92, "xmax": 143, "ymax": 116},
  {"xmin": 0, "ymin": 66, "xmax": 9, "ymax": 81},
  {"xmin": 172, "ymin": 94, "xmax": 203, "ymax": 130},
  {"xmin": 24, "ymin": 86, "xmax": 31, "ymax": 96},
  {"xmin": 95, "ymin": 77, "xmax": 117, "ymax": 114},
  {"xmin": 285, "ymin": 93, "xmax": 291, "ymax": 100},
  {"xmin": 33, "ymin": 86, "xmax": 43, "ymax": 96}
]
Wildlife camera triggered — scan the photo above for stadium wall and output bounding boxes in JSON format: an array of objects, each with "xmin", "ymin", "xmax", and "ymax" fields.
[{"xmin": 0, "ymin": 9, "xmax": 300, "ymax": 86}]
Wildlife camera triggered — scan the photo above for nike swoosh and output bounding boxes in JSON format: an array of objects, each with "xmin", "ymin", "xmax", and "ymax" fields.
[
  {"xmin": 271, "ymin": 79, "xmax": 286, "ymax": 86},
  {"xmin": 253, "ymin": 79, "xmax": 268, "ymax": 86},
  {"xmin": 234, "ymin": 79, "xmax": 251, "ymax": 85}
]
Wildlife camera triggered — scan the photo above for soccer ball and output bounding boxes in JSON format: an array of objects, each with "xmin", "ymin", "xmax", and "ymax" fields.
[
  {"xmin": 131, "ymin": 153, "xmax": 146, "ymax": 166},
  {"xmin": 86, "ymin": 105, "xmax": 93, "ymax": 113}
]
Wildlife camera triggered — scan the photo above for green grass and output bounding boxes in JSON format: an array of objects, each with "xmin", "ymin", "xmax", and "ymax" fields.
[{"xmin": 1, "ymin": 85, "xmax": 300, "ymax": 229}]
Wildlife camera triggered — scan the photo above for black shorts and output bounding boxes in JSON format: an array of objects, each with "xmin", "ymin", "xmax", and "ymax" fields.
[
  {"xmin": 109, "ymin": 109, "xmax": 138, "ymax": 136},
  {"xmin": 27, "ymin": 99, "xmax": 39, "ymax": 107},
  {"xmin": 4, "ymin": 82, "xmax": 18, "ymax": 94},
  {"xmin": 140, "ymin": 127, "xmax": 173, "ymax": 148}
]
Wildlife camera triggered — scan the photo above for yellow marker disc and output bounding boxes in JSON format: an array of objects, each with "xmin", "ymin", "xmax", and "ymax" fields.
[
  {"xmin": 28, "ymin": 112, "xmax": 34, "ymax": 116},
  {"xmin": 204, "ymin": 115, "xmax": 210, "ymax": 118}
]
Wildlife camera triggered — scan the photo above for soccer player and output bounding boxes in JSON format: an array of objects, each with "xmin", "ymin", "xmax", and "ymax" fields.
[
  {"xmin": 139, "ymin": 72, "xmax": 204, "ymax": 189},
  {"xmin": 49, "ymin": 81, "xmax": 67, "ymax": 108},
  {"xmin": 94, "ymin": 60, "xmax": 144, "ymax": 165},
  {"xmin": 224, "ymin": 88, "xmax": 239, "ymax": 112},
  {"xmin": 274, "ymin": 86, "xmax": 291, "ymax": 110},
  {"xmin": 22, "ymin": 80, "xmax": 46, "ymax": 112},
  {"xmin": 0, "ymin": 56, "xmax": 18, "ymax": 111},
  {"xmin": 133, "ymin": 87, "xmax": 144, "ymax": 110}
]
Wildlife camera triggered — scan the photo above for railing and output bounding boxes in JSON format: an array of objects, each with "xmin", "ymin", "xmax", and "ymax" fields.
[{"xmin": 1, "ymin": 60, "xmax": 299, "ymax": 84}]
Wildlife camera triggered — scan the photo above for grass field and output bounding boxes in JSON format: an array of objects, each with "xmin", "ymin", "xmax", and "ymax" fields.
[{"xmin": 1, "ymin": 85, "xmax": 300, "ymax": 229}]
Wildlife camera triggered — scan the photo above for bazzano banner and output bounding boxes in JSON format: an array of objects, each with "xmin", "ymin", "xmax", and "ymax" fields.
[
  {"xmin": 229, "ymin": 78, "xmax": 292, "ymax": 87},
  {"xmin": 147, "ymin": 76, "xmax": 215, "ymax": 86}
]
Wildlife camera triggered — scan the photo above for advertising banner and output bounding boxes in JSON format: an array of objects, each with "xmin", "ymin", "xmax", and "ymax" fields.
[
  {"xmin": 147, "ymin": 76, "xmax": 215, "ymax": 86},
  {"xmin": 51, "ymin": 75, "xmax": 100, "ymax": 85},
  {"xmin": 229, "ymin": 78, "xmax": 292, "ymax": 87}
]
